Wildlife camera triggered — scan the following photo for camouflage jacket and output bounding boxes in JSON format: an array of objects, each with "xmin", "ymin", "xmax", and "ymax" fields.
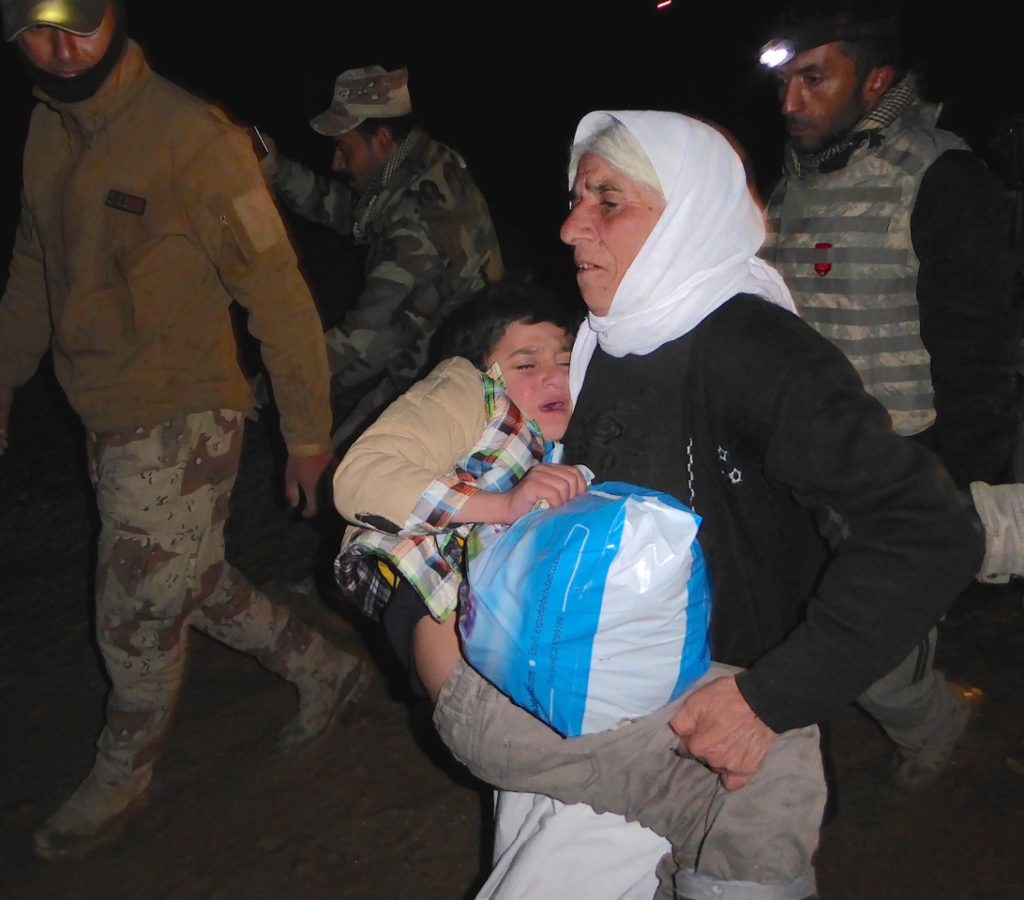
[{"xmin": 273, "ymin": 129, "xmax": 503, "ymax": 445}]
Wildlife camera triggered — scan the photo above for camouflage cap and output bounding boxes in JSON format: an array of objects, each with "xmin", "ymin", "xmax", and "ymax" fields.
[
  {"xmin": 2, "ymin": 0, "xmax": 107, "ymax": 41},
  {"xmin": 310, "ymin": 65, "xmax": 412, "ymax": 137}
]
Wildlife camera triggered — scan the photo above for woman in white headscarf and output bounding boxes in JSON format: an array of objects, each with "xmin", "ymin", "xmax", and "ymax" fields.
[
  {"xmin": 557, "ymin": 109, "xmax": 974, "ymax": 754},
  {"xmin": 564, "ymin": 110, "xmax": 795, "ymax": 381},
  {"xmin": 438, "ymin": 111, "xmax": 981, "ymax": 900}
]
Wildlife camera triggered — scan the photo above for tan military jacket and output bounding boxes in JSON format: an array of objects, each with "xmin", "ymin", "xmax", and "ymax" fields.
[{"xmin": 0, "ymin": 41, "xmax": 330, "ymax": 454}]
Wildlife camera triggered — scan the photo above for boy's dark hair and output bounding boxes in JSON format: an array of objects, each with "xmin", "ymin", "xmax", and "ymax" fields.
[{"xmin": 436, "ymin": 279, "xmax": 581, "ymax": 370}]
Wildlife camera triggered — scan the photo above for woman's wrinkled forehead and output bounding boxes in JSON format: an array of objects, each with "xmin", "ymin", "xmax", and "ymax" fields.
[
  {"xmin": 569, "ymin": 110, "xmax": 745, "ymax": 202},
  {"xmin": 568, "ymin": 115, "xmax": 662, "ymax": 197}
]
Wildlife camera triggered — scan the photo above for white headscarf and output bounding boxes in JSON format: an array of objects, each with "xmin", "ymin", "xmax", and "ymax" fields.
[{"xmin": 568, "ymin": 110, "xmax": 796, "ymax": 401}]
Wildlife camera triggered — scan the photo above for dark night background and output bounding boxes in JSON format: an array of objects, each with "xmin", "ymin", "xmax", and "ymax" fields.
[
  {"xmin": 3, "ymin": 4, "xmax": 1024, "ymax": 897},
  {"xmin": 2, "ymin": 0, "xmax": 1022, "ymax": 304}
]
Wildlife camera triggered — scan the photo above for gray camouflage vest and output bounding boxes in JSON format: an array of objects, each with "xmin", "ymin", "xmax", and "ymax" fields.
[{"xmin": 763, "ymin": 101, "xmax": 966, "ymax": 436}]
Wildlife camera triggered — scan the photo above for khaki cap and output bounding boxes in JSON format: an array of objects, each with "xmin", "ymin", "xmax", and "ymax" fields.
[
  {"xmin": 2, "ymin": 0, "xmax": 107, "ymax": 41},
  {"xmin": 310, "ymin": 65, "xmax": 411, "ymax": 137}
]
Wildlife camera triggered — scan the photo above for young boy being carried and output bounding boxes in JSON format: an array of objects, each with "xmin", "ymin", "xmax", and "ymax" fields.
[
  {"xmin": 332, "ymin": 280, "xmax": 825, "ymax": 900},
  {"xmin": 334, "ymin": 280, "xmax": 585, "ymax": 700}
]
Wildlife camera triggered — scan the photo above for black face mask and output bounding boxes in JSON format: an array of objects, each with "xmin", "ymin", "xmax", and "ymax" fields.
[{"xmin": 20, "ymin": 2, "xmax": 127, "ymax": 104}]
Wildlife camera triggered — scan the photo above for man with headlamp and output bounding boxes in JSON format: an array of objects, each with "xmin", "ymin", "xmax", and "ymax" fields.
[{"xmin": 759, "ymin": 0, "xmax": 1017, "ymax": 791}]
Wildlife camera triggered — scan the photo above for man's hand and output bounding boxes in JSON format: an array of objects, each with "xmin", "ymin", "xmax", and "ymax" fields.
[
  {"xmin": 0, "ymin": 386, "xmax": 13, "ymax": 456},
  {"xmin": 670, "ymin": 676, "xmax": 776, "ymax": 791},
  {"xmin": 284, "ymin": 450, "xmax": 335, "ymax": 518}
]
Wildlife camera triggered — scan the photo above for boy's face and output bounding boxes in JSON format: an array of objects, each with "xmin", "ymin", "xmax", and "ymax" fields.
[{"xmin": 486, "ymin": 320, "xmax": 573, "ymax": 441}]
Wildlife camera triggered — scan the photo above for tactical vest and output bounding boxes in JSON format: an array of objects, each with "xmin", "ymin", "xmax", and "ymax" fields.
[{"xmin": 763, "ymin": 102, "xmax": 966, "ymax": 436}]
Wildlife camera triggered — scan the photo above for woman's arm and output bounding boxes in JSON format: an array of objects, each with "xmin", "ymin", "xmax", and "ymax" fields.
[{"xmin": 709, "ymin": 299, "xmax": 982, "ymax": 732}]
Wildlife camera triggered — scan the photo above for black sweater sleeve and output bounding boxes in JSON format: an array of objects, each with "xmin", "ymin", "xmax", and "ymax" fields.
[
  {"xmin": 705, "ymin": 300, "xmax": 983, "ymax": 732},
  {"xmin": 913, "ymin": 150, "xmax": 1018, "ymax": 486}
]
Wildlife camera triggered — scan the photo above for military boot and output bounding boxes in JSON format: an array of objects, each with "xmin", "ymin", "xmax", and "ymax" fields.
[
  {"xmin": 277, "ymin": 633, "xmax": 368, "ymax": 750},
  {"xmin": 33, "ymin": 757, "xmax": 152, "ymax": 860}
]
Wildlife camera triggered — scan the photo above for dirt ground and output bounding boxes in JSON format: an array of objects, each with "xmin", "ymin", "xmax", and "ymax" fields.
[{"xmin": 2, "ymin": 369, "xmax": 1023, "ymax": 900}]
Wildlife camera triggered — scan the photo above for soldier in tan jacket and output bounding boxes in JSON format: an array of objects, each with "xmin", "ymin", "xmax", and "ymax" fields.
[{"xmin": 0, "ymin": 0, "xmax": 365, "ymax": 859}]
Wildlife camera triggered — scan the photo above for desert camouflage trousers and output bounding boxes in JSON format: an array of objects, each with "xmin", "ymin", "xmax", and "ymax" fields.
[{"xmin": 88, "ymin": 410, "xmax": 319, "ymax": 784}]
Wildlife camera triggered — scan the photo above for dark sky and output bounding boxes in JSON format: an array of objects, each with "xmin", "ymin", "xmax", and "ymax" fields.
[{"xmin": 2, "ymin": 0, "xmax": 1021, "ymax": 286}]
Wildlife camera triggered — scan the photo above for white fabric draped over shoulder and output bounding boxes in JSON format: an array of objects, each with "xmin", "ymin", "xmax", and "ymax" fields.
[{"xmin": 568, "ymin": 110, "xmax": 796, "ymax": 401}]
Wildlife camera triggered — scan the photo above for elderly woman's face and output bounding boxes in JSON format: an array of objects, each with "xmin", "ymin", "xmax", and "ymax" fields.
[{"xmin": 560, "ymin": 152, "xmax": 665, "ymax": 316}]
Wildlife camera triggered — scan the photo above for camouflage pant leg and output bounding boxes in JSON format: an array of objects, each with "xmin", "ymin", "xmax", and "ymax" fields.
[
  {"xmin": 189, "ymin": 563, "xmax": 329, "ymax": 686},
  {"xmin": 90, "ymin": 410, "xmax": 296, "ymax": 779},
  {"xmin": 330, "ymin": 377, "xmax": 403, "ymax": 450}
]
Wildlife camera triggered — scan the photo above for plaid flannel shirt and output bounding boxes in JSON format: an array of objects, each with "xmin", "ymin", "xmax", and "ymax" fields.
[{"xmin": 335, "ymin": 365, "xmax": 547, "ymax": 622}]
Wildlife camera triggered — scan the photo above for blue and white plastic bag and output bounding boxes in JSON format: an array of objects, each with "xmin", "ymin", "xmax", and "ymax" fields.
[{"xmin": 459, "ymin": 482, "xmax": 711, "ymax": 737}]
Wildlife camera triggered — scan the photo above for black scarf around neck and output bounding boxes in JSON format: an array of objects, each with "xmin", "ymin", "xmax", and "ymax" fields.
[{"xmin": 21, "ymin": 1, "xmax": 127, "ymax": 105}]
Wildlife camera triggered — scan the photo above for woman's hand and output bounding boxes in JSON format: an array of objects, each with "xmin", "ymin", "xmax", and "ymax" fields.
[{"xmin": 670, "ymin": 676, "xmax": 776, "ymax": 790}]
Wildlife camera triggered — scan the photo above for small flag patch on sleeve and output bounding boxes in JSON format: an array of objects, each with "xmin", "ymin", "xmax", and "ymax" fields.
[{"xmin": 105, "ymin": 190, "xmax": 147, "ymax": 215}]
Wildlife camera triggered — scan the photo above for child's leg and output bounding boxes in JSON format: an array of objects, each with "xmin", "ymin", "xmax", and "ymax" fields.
[
  {"xmin": 413, "ymin": 615, "xmax": 460, "ymax": 702},
  {"xmin": 434, "ymin": 658, "xmax": 824, "ymax": 900},
  {"xmin": 376, "ymin": 572, "xmax": 460, "ymax": 702}
]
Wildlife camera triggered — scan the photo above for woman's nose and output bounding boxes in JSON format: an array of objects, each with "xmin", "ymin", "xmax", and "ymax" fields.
[{"xmin": 560, "ymin": 204, "xmax": 589, "ymax": 246}]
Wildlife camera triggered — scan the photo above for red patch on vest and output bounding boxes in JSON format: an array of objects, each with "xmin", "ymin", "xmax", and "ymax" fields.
[{"xmin": 813, "ymin": 242, "xmax": 832, "ymax": 277}]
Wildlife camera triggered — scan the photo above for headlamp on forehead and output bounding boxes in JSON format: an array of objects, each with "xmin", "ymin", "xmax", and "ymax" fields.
[
  {"xmin": 757, "ymin": 20, "xmax": 844, "ymax": 70},
  {"xmin": 759, "ymin": 40, "xmax": 795, "ymax": 69},
  {"xmin": 757, "ymin": 15, "xmax": 897, "ymax": 70}
]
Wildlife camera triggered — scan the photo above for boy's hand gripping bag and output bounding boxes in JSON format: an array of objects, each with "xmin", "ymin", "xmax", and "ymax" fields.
[{"xmin": 459, "ymin": 482, "xmax": 711, "ymax": 737}]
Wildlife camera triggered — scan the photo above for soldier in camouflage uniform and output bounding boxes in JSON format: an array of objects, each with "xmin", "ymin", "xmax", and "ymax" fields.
[
  {"xmin": 262, "ymin": 65, "xmax": 503, "ymax": 447},
  {"xmin": 0, "ymin": 0, "xmax": 365, "ymax": 859}
]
